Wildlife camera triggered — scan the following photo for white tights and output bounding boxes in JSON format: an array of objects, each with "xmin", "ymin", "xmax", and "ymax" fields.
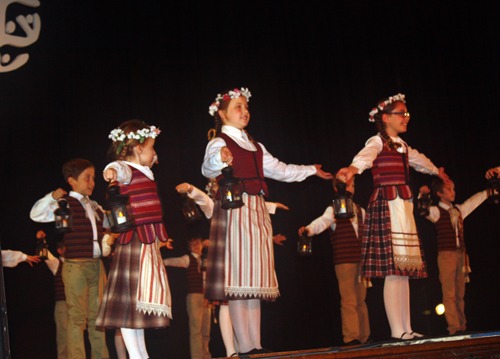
[
  {"xmin": 384, "ymin": 275, "xmax": 414, "ymax": 339},
  {"xmin": 228, "ymin": 299, "xmax": 262, "ymax": 353},
  {"xmin": 219, "ymin": 305, "xmax": 237, "ymax": 356},
  {"xmin": 120, "ymin": 328, "xmax": 149, "ymax": 359}
]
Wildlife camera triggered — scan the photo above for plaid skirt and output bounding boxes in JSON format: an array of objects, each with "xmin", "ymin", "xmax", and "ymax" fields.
[
  {"xmin": 96, "ymin": 232, "xmax": 171, "ymax": 329},
  {"xmin": 205, "ymin": 194, "xmax": 279, "ymax": 301},
  {"xmin": 361, "ymin": 195, "xmax": 427, "ymax": 278}
]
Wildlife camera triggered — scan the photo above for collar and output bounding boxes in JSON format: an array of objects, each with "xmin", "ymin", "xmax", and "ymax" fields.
[
  {"xmin": 69, "ymin": 191, "xmax": 85, "ymax": 202},
  {"xmin": 439, "ymin": 201, "xmax": 453, "ymax": 211},
  {"xmin": 123, "ymin": 161, "xmax": 155, "ymax": 181},
  {"xmin": 191, "ymin": 252, "xmax": 202, "ymax": 259},
  {"xmin": 222, "ymin": 125, "xmax": 249, "ymax": 141}
]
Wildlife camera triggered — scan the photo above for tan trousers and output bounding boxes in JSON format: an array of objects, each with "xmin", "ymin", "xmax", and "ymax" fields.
[
  {"xmin": 54, "ymin": 300, "xmax": 69, "ymax": 359},
  {"xmin": 335, "ymin": 262, "xmax": 370, "ymax": 343},
  {"xmin": 186, "ymin": 293, "xmax": 211, "ymax": 359},
  {"xmin": 62, "ymin": 259, "xmax": 109, "ymax": 359},
  {"xmin": 438, "ymin": 251, "xmax": 466, "ymax": 335}
]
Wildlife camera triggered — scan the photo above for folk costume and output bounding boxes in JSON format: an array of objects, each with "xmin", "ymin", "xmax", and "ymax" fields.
[
  {"xmin": 31, "ymin": 191, "xmax": 109, "ymax": 359},
  {"xmin": 350, "ymin": 134, "xmax": 440, "ymax": 339},
  {"xmin": 202, "ymin": 125, "xmax": 317, "ymax": 301},
  {"xmin": 96, "ymin": 161, "xmax": 171, "ymax": 329},
  {"xmin": 424, "ymin": 191, "xmax": 486, "ymax": 334},
  {"xmin": 305, "ymin": 204, "xmax": 370, "ymax": 344}
]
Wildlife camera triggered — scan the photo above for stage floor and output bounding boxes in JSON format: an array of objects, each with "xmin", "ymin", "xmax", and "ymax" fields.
[{"xmin": 232, "ymin": 332, "xmax": 500, "ymax": 359}]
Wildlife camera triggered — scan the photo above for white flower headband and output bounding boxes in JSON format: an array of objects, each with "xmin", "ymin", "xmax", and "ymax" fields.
[
  {"xmin": 208, "ymin": 88, "xmax": 252, "ymax": 116},
  {"xmin": 109, "ymin": 125, "xmax": 161, "ymax": 154},
  {"xmin": 368, "ymin": 93, "xmax": 405, "ymax": 122}
]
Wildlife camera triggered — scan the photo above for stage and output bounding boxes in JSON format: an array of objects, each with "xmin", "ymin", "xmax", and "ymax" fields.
[{"xmin": 233, "ymin": 332, "xmax": 500, "ymax": 359}]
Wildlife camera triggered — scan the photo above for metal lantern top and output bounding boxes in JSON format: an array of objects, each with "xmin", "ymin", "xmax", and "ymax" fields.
[{"xmin": 219, "ymin": 166, "xmax": 244, "ymax": 210}]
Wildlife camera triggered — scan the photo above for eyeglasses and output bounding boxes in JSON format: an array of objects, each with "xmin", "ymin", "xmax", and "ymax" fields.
[{"xmin": 388, "ymin": 112, "xmax": 410, "ymax": 117}]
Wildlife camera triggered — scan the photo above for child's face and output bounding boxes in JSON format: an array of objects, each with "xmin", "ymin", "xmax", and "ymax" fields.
[
  {"xmin": 189, "ymin": 239, "xmax": 203, "ymax": 255},
  {"xmin": 136, "ymin": 138, "xmax": 157, "ymax": 167},
  {"xmin": 69, "ymin": 167, "xmax": 95, "ymax": 196},
  {"xmin": 219, "ymin": 96, "xmax": 250, "ymax": 130},
  {"xmin": 382, "ymin": 102, "xmax": 410, "ymax": 137},
  {"xmin": 438, "ymin": 182, "xmax": 455, "ymax": 204}
]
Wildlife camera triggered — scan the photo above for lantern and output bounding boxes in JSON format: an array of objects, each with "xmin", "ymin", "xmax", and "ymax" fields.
[
  {"xmin": 218, "ymin": 166, "xmax": 244, "ymax": 210},
  {"xmin": 104, "ymin": 185, "xmax": 136, "ymax": 233},
  {"xmin": 418, "ymin": 192, "xmax": 432, "ymax": 216},
  {"xmin": 180, "ymin": 193, "xmax": 202, "ymax": 223},
  {"xmin": 333, "ymin": 182, "xmax": 354, "ymax": 219},
  {"xmin": 54, "ymin": 199, "xmax": 73, "ymax": 234},
  {"xmin": 36, "ymin": 236, "xmax": 49, "ymax": 260},
  {"xmin": 201, "ymin": 246, "xmax": 208, "ymax": 272},
  {"xmin": 487, "ymin": 173, "xmax": 500, "ymax": 205},
  {"xmin": 297, "ymin": 230, "xmax": 312, "ymax": 256}
]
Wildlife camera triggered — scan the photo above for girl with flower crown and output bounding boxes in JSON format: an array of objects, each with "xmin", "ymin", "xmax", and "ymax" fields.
[
  {"xmin": 202, "ymin": 88, "xmax": 333, "ymax": 354},
  {"xmin": 337, "ymin": 94, "xmax": 450, "ymax": 340},
  {"xmin": 96, "ymin": 120, "xmax": 172, "ymax": 359}
]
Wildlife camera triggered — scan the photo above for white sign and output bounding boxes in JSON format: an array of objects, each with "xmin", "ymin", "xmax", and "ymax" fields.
[{"xmin": 0, "ymin": 0, "xmax": 41, "ymax": 73}]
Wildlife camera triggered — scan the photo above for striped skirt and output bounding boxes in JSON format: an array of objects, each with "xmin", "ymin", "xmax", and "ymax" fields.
[
  {"xmin": 205, "ymin": 193, "xmax": 279, "ymax": 301},
  {"xmin": 361, "ymin": 194, "xmax": 427, "ymax": 278},
  {"xmin": 96, "ymin": 232, "xmax": 171, "ymax": 329}
]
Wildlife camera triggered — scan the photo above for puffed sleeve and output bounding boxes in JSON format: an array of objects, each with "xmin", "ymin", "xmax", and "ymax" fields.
[{"xmin": 202, "ymin": 137, "xmax": 227, "ymax": 178}]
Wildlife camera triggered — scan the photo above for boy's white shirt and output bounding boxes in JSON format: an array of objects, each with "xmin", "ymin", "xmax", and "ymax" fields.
[
  {"xmin": 306, "ymin": 205, "xmax": 365, "ymax": 237},
  {"xmin": 425, "ymin": 190, "xmax": 487, "ymax": 247},
  {"xmin": 202, "ymin": 125, "xmax": 317, "ymax": 182},
  {"xmin": 351, "ymin": 135, "xmax": 439, "ymax": 176},
  {"xmin": 163, "ymin": 252, "xmax": 200, "ymax": 268},
  {"xmin": 30, "ymin": 191, "xmax": 104, "ymax": 258}
]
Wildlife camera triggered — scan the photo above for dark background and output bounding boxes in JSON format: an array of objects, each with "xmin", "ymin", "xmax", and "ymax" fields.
[{"xmin": 1, "ymin": 1, "xmax": 500, "ymax": 358}]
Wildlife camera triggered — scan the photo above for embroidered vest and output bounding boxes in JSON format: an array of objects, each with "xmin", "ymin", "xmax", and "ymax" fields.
[
  {"xmin": 327, "ymin": 204, "xmax": 363, "ymax": 265},
  {"xmin": 54, "ymin": 259, "xmax": 66, "ymax": 301},
  {"xmin": 215, "ymin": 133, "xmax": 268, "ymax": 198},
  {"xmin": 118, "ymin": 167, "xmax": 168, "ymax": 245},
  {"xmin": 186, "ymin": 253, "xmax": 204, "ymax": 294},
  {"xmin": 370, "ymin": 136, "xmax": 412, "ymax": 202},
  {"xmin": 63, "ymin": 196, "xmax": 103, "ymax": 259},
  {"xmin": 435, "ymin": 206, "xmax": 465, "ymax": 251}
]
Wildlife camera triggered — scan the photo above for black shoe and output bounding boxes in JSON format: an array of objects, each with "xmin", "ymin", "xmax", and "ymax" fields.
[
  {"xmin": 363, "ymin": 337, "xmax": 374, "ymax": 344},
  {"xmin": 344, "ymin": 339, "xmax": 361, "ymax": 346},
  {"xmin": 230, "ymin": 353, "xmax": 239, "ymax": 357},
  {"xmin": 255, "ymin": 348, "xmax": 273, "ymax": 354},
  {"xmin": 238, "ymin": 349, "xmax": 261, "ymax": 356}
]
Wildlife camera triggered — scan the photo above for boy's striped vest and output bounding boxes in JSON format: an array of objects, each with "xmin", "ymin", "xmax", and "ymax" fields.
[
  {"xmin": 186, "ymin": 253, "xmax": 204, "ymax": 294},
  {"xmin": 435, "ymin": 206, "xmax": 465, "ymax": 251},
  {"xmin": 328, "ymin": 204, "xmax": 363, "ymax": 265},
  {"xmin": 63, "ymin": 196, "xmax": 103, "ymax": 259}
]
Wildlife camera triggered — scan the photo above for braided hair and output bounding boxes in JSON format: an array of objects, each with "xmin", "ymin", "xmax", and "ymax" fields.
[{"xmin": 372, "ymin": 98, "xmax": 404, "ymax": 151}]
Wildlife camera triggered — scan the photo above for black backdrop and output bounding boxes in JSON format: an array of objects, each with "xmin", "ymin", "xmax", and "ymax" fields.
[{"xmin": 1, "ymin": 1, "xmax": 500, "ymax": 358}]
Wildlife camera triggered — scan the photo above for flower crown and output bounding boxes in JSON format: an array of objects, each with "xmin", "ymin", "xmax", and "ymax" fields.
[
  {"xmin": 208, "ymin": 88, "xmax": 251, "ymax": 116},
  {"xmin": 368, "ymin": 93, "xmax": 405, "ymax": 122},
  {"xmin": 109, "ymin": 125, "xmax": 161, "ymax": 154}
]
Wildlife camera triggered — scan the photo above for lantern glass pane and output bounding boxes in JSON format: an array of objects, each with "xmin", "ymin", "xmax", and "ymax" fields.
[{"xmin": 113, "ymin": 206, "xmax": 128, "ymax": 225}]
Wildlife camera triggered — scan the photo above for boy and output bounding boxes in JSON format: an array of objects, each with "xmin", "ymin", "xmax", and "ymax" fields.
[
  {"xmin": 298, "ymin": 177, "xmax": 370, "ymax": 346},
  {"xmin": 30, "ymin": 158, "xmax": 109, "ymax": 359},
  {"xmin": 164, "ymin": 236, "xmax": 211, "ymax": 359},
  {"xmin": 420, "ymin": 178, "xmax": 487, "ymax": 335}
]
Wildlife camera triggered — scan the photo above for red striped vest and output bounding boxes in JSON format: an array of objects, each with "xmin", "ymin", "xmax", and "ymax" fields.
[
  {"xmin": 186, "ymin": 253, "xmax": 204, "ymax": 294},
  {"xmin": 63, "ymin": 196, "xmax": 103, "ymax": 259},
  {"xmin": 118, "ymin": 167, "xmax": 168, "ymax": 245},
  {"xmin": 215, "ymin": 133, "xmax": 268, "ymax": 198},
  {"xmin": 328, "ymin": 204, "xmax": 363, "ymax": 265},
  {"xmin": 370, "ymin": 136, "xmax": 412, "ymax": 202},
  {"xmin": 435, "ymin": 206, "xmax": 465, "ymax": 251},
  {"xmin": 54, "ymin": 259, "xmax": 66, "ymax": 301}
]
